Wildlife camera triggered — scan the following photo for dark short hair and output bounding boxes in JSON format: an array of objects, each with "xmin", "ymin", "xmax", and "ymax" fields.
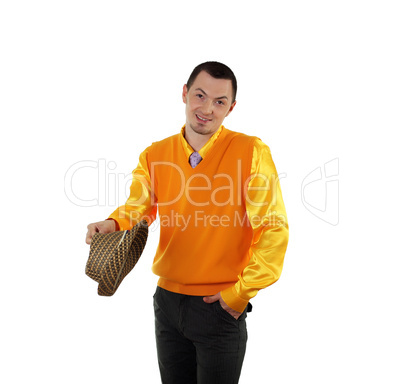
[{"xmin": 186, "ymin": 61, "xmax": 237, "ymax": 103}]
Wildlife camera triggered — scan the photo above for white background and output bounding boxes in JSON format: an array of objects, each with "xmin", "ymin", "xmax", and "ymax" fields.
[{"xmin": 1, "ymin": 1, "xmax": 401, "ymax": 383}]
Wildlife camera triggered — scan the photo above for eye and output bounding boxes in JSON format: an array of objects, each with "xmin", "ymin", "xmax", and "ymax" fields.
[
  {"xmin": 216, "ymin": 100, "xmax": 225, "ymax": 106},
  {"xmin": 196, "ymin": 94, "xmax": 203, "ymax": 99}
]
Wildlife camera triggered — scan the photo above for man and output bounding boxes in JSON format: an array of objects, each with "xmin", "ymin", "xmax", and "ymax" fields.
[{"xmin": 86, "ymin": 61, "xmax": 289, "ymax": 384}]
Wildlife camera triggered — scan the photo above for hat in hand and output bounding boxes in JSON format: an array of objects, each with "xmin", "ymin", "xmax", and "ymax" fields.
[{"xmin": 85, "ymin": 220, "xmax": 148, "ymax": 296}]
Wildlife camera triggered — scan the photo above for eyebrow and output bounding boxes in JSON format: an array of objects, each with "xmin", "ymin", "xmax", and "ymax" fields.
[{"xmin": 195, "ymin": 88, "xmax": 228, "ymax": 100}]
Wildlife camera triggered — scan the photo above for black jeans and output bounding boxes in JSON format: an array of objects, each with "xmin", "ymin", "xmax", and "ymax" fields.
[{"xmin": 153, "ymin": 286, "xmax": 251, "ymax": 384}]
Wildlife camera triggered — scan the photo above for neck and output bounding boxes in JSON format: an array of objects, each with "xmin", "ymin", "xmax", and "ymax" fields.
[{"xmin": 184, "ymin": 125, "xmax": 215, "ymax": 152}]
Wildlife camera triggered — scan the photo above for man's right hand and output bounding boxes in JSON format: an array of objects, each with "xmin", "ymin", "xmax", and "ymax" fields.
[{"xmin": 86, "ymin": 219, "xmax": 117, "ymax": 244}]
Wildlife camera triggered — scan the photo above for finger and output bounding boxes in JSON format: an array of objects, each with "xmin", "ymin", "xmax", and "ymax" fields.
[
  {"xmin": 85, "ymin": 231, "xmax": 92, "ymax": 244},
  {"xmin": 85, "ymin": 225, "xmax": 98, "ymax": 244},
  {"xmin": 203, "ymin": 294, "xmax": 219, "ymax": 303}
]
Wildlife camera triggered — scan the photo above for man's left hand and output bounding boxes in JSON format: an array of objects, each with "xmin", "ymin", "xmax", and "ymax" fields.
[{"xmin": 203, "ymin": 292, "xmax": 242, "ymax": 320}]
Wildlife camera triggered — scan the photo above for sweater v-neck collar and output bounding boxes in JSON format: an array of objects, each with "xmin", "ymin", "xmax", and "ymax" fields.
[
  {"xmin": 180, "ymin": 125, "xmax": 225, "ymax": 159},
  {"xmin": 179, "ymin": 125, "xmax": 227, "ymax": 171}
]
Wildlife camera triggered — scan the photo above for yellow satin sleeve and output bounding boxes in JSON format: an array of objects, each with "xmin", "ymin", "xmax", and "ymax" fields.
[
  {"xmin": 108, "ymin": 148, "xmax": 157, "ymax": 230},
  {"xmin": 221, "ymin": 139, "xmax": 289, "ymax": 312}
]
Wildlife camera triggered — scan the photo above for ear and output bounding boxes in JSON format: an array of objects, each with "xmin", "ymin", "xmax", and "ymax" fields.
[
  {"xmin": 182, "ymin": 84, "xmax": 188, "ymax": 104},
  {"xmin": 225, "ymin": 100, "xmax": 237, "ymax": 117}
]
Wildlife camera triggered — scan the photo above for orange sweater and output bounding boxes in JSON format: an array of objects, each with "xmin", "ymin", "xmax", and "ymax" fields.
[
  {"xmin": 109, "ymin": 126, "xmax": 289, "ymax": 312},
  {"xmin": 148, "ymin": 128, "xmax": 255, "ymax": 297}
]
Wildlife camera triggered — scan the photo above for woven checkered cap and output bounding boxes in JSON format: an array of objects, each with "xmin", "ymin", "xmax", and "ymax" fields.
[{"xmin": 85, "ymin": 220, "xmax": 148, "ymax": 296}]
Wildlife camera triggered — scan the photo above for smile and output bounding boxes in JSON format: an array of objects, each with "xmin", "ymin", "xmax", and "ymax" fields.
[{"xmin": 196, "ymin": 114, "xmax": 211, "ymax": 122}]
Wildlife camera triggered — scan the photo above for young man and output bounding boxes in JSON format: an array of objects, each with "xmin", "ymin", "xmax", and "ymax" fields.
[{"xmin": 86, "ymin": 61, "xmax": 289, "ymax": 384}]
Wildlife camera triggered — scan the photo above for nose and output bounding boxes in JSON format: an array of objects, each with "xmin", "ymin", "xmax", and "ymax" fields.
[{"xmin": 202, "ymin": 99, "xmax": 213, "ymax": 116}]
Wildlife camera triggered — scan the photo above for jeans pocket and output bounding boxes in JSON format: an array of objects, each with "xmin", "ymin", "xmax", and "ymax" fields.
[{"xmin": 214, "ymin": 301, "xmax": 240, "ymax": 322}]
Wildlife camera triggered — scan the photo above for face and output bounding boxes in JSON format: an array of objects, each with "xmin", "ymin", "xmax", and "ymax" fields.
[{"xmin": 182, "ymin": 71, "xmax": 236, "ymax": 137}]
